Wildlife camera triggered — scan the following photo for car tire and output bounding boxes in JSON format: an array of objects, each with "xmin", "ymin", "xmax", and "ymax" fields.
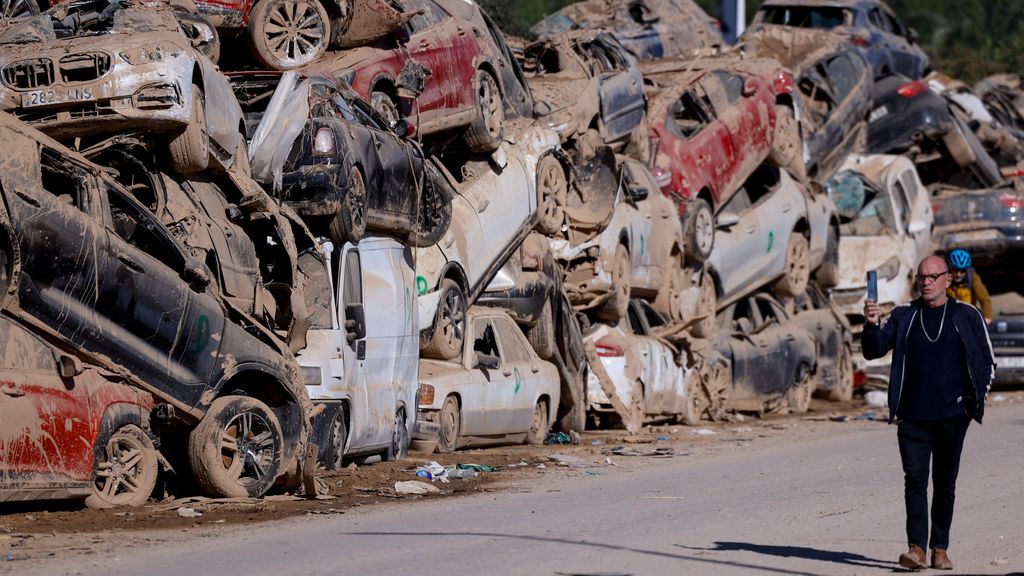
[
  {"xmin": 690, "ymin": 267, "xmax": 717, "ymax": 338},
  {"xmin": 168, "ymin": 85, "xmax": 210, "ymax": 173},
  {"xmin": 370, "ymin": 90, "xmax": 400, "ymax": 127},
  {"xmin": 599, "ymin": 243, "xmax": 631, "ymax": 321},
  {"xmin": 383, "ymin": 408, "xmax": 410, "ymax": 461},
  {"xmin": 248, "ymin": 0, "xmax": 331, "ymax": 70},
  {"xmin": 557, "ymin": 387, "xmax": 587, "ymax": 434},
  {"xmin": 524, "ymin": 399, "xmax": 549, "ymax": 445},
  {"xmin": 189, "ymin": 395, "xmax": 284, "ymax": 498},
  {"xmin": 815, "ymin": 226, "xmax": 840, "ymax": 288},
  {"xmin": 421, "ymin": 279, "xmax": 466, "ymax": 361},
  {"xmin": 410, "ymin": 161, "xmax": 452, "ymax": 247},
  {"xmin": 527, "ymin": 297, "xmax": 557, "ymax": 360},
  {"xmin": 769, "ymin": 105, "xmax": 806, "ymax": 181},
  {"xmin": 0, "ymin": 0, "xmax": 39, "ymax": 24},
  {"xmin": 329, "ymin": 166, "xmax": 368, "ymax": 244},
  {"xmin": 436, "ymin": 396, "xmax": 461, "ymax": 454},
  {"xmin": 682, "ymin": 198, "xmax": 714, "ymax": 263},
  {"xmin": 773, "ymin": 232, "xmax": 810, "ymax": 298},
  {"xmin": 463, "ymin": 69, "xmax": 504, "ymax": 153},
  {"xmin": 654, "ymin": 255, "xmax": 686, "ymax": 322},
  {"xmin": 786, "ymin": 364, "xmax": 814, "ymax": 414},
  {"xmin": 320, "ymin": 409, "xmax": 347, "ymax": 470},
  {"xmin": 680, "ymin": 372, "xmax": 703, "ymax": 426},
  {"xmin": 828, "ymin": 346, "xmax": 855, "ymax": 402},
  {"xmin": 535, "ymin": 154, "xmax": 567, "ymax": 235},
  {"xmin": 85, "ymin": 424, "xmax": 158, "ymax": 509}
]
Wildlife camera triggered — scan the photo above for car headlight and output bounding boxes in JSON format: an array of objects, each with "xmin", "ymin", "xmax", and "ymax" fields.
[
  {"xmin": 541, "ymin": 106, "xmax": 576, "ymax": 134},
  {"xmin": 876, "ymin": 255, "xmax": 901, "ymax": 280}
]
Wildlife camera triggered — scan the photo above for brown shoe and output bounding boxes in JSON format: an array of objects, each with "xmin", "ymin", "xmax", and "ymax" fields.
[
  {"xmin": 898, "ymin": 544, "xmax": 928, "ymax": 570},
  {"xmin": 931, "ymin": 548, "xmax": 954, "ymax": 570}
]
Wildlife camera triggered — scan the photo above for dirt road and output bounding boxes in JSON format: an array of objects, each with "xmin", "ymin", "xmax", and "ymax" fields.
[{"xmin": 3, "ymin": 396, "xmax": 1023, "ymax": 575}]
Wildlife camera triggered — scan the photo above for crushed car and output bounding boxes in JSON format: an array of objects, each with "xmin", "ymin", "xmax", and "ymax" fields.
[
  {"xmin": 750, "ymin": 0, "xmax": 929, "ymax": 80},
  {"xmin": 521, "ymin": 30, "xmax": 645, "ymax": 154},
  {"xmin": 0, "ymin": 314, "xmax": 158, "ymax": 507},
  {"xmin": 989, "ymin": 293, "xmax": 1024, "ymax": 387},
  {"xmin": 530, "ymin": 0, "xmax": 722, "ymax": 61},
  {"xmin": 237, "ymin": 71, "xmax": 451, "ymax": 246},
  {"xmin": 930, "ymin": 183, "xmax": 1024, "ymax": 270},
  {"xmin": 0, "ymin": 0, "xmax": 246, "ymax": 173},
  {"xmin": 415, "ymin": 307, "xmax": 559, "ymax": 453},
  {"xmin": 792, "ymin": 284, "xmax": 855, "ymax": 401},
  {"xmin": 0, "ymin": 113, "xmax": 315, "ymax": 499}
]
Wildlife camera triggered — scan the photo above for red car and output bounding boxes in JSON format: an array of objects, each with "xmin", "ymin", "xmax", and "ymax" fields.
[
  {"xmin": 0, "ymin": 314, "xmax": 158, "ymax": 508},
  {"xmin": 310, "ymin": 0, "xmax": 533, "ymax": 153},
  {"xmin": 642, "ymin": 57, "xmax": 804, "ymax": 263}
]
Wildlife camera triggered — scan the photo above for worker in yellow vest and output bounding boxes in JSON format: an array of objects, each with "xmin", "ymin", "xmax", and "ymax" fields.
[{"xmin": 946, "ymin": 249, "xmax": 992, "ymax": 324}]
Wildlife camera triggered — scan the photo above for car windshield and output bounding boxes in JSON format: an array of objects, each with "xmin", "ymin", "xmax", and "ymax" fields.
[
  {"xmin": 759, "ymin": 6, "xmax": 852, "ymax": 29},
  {"xmin": 0, "ymin": 0, "xmax": 154, "ymax": 44},
  {"xmin": 531, "ymin": 13, "xmax": 578, "ymax": 38},
  {"xmin": 828, "ymin": 170, "xmax": 898, "ymax": 236}
]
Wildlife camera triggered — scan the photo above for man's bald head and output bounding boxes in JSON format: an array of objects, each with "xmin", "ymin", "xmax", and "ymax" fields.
[{"xmin": 918, "ymin": 255, "xmax": 948, "ymax": 276}]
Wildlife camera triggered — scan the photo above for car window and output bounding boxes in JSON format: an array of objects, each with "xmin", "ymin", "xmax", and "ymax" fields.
[
  {"xmin": 867, "ymin": 8, "xmax": 891, "ymax": 32},
  {"xmin": 881, "ymin": 7, "xmax": 906, "ymax": 36},
  {"xmin": 638, "ymin": 301, "xmax": 668, "ymax": 329},
  {"xmin": 666, "ymin": 89, "xmax": 711, "ymax": 139},
  {"xmin": 494, "ymin": 318, "xmax": 530, "ymax": 363},
  {"xmin": 731, "ymin": 298, "xmax": 763, "ymax": 331},
  {"xmin": 624, "ymin": 161, "xmax": 659, "ymax": 196},
  {"xmin": 744, "ymin": 165, "xmax": 781, "ymax": 207},
  {"xmin": 759, "ymin": 6, "xmax": 851, "ymax": 28},
  {"xmin": 825, "ymin": 54, "xmax": 858, "ymax": 101},
  {"xmin": 342, "ymin": 250, "xmax": 362, "ymax": 307},
  {"xmin": 899, "ymin": 169, "xmax": 922, "ymax": 206},
  {"xmin": 626, "ymin": 1, "xmax": 655, "ymax": 24},
  {"xmin": 403, "ymin": 0, "xmax": 448, "ymax": 32},
  {"xmin": 0, "ymin": 316, "xmax": 56, "ymax": 373},
  {"xmin": 39, "ymin": 147, "xmax": 88, "ymax": 212},
  {"xmin": 349, "ymin": 97, "xmax": 388, "ymax": 130},
  {"xmin": 722, "ymin": 187, "xmax": 752, "ymax": 214},
  {"xmin": 799, "ymin": 74, "xmax": 836, "ymax": 121},
  {"xmin": 626, "ymin": 303, "xmax": 649, "ymax": 337},
  {"xmin": 714, "ymin": 70, "xmax": 745, "ymax": 104},
  {"xmin": 891, "ymin": 179, "xmax": 911, "ymax": 226},
  {"xmin": 472, "ymin": 318, "xmax": 500, "ymax": 358},
  {"xmin": 103, "ymin": 184, "xmax": 184, "ymax": 272}
]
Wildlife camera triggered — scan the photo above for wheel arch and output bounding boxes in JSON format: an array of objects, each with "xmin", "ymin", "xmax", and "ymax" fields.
[
  {"xmin": 214, "ymin": 364, "xmax": 307, "ymax": 450},
  {"xmin": 91, "ymin": 402, "xmax": 151, "ymax": 475},
  {"xmin": 696, "ymin": 187, "xmax": 714, "ymax": 208}
]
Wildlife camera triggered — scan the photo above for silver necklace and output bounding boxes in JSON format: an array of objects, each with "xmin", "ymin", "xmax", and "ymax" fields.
[{"xmin": 919, "ymin": 300, "xmax": 948, "ymax": 343}]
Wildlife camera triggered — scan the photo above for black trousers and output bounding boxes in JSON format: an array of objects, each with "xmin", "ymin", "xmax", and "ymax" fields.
[{"xmin": 897, "ymin": 413, "xmax": 971, "ymax": 550}]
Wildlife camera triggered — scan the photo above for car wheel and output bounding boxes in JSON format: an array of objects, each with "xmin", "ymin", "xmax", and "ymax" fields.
[
  {"xmin": 463, "ymin": 70, "xmax": 504, "ymax": 153},
  {"xmin": 828, "ymin": 346, "xmax": 855, "ymax": 402},
  {"xmin": 0, "ymin": 0, "xmax": 38, "ymax": 24},
  {"xmin": 189, "ymin": 395, "xmax": 284, "ymax": 498},
  {"xmin": 599, "ymin": 243, "xmax": 631, "ymax": 321},
  {"xmin": 410, "ymin": 162, "xmax": 452, "ymax": 247},
  {"xmin": 704, "ymin": 355, "xmax": 731, "ymax": 421},
  {"xmin": 437, "ymin": 396, "xmax": 461, "ymax": 454},
  {"xmin": 85, "ymin": 424, "xmax": 158, "ymax": 509},
  {"xmin": 815, "ymin": 226, "xmax": 840, "ymax": 288},
  {"xmin": 769, "ymin": 105, "xmax": 806, "ymax": 181},
  {"xmin": 682, "ymin": 198, "xmax": 714, "ymax": 263},
  {"xmin": 654, "ymin": 255, "xmax": 686, "ymax": 322},
  {"xmin": 526, "ymin": 296, "xmax": 557, "ymax": 360},
  {"xmin": 168, "ymin": 85, "xmax": 210, "ymax": 173},
  {"xmin": 383, "ymin": 408, "xmax": 409, "ymax": 461},
  {"xmin": 680, "ymin": 371, "xmax": 703, "ymax": 426},
  {"xmin": 370, "ymin": 91, "xmax": 400, "ymax": 127},
  {"xmin": 524, "ymin": 399, "xmax": 549, "ymax": 445},
  {"xmin": 557, "ymin": 380, "xmax": 587, "ymax": 434},
  {"xmin": 773, "ymin": 232, "xmax": 810, "ymax": 298},
  {"xmin": 329, "ymin": 166, "xmax": 368, "ymax": 243},
  {"xmin": 248, "ymin": 0, "xmax": 331, "ymax": 70},
  {"xmin": 421, "ymin": 279, "xmax": 466, "ymax": 361},
  {"xmin": 535, "ymin": 154, "xmax": 567, "ymax": 235},
  {"xmin": 786, "ymin": 364, "xmax": 814, "ymax": 414},
  {"xmin": 690, "ymin": 267, "xmax": 717, "ymax": 338},
  {"xmin": 320, "ymin": 409, "xmax": 347, "ymax": 470}
]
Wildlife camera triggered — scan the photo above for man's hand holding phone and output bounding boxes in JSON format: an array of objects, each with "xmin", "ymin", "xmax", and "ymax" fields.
[{"xmin": 864, "ymin": 270, "xmax": 880, "ymax": 326}]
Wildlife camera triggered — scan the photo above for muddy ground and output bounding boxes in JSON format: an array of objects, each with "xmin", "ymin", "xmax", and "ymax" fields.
[{"xmin": 2, "ymin": 391, "xmax": 1022, "ymax": 569}]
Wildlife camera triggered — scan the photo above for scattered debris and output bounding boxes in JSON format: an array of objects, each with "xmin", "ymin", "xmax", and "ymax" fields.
[
  {"xmin": 177, "ymin": 508, "xmax": 202, "ymax": 518},
  {"xmin": 547, "ymin": 453, "xmax": 586, "ymax": 466},
  {"xmin": 545, "ymin": 431, "xmax": 576, "ymax": 445},
  {"xmin": 394, "ymin": 481, "xmax": 441, "ymax": 496},
  {"xmin": 991, "ymin": 557, "xmax": 1010, "ymax": 566},
  {"xmin": 690, "ymin": 428, "xmax": 718, "ymax": 436},
  {"xmin": 864, "ymin": 391, "xmax": 888, "ymax": 407}
]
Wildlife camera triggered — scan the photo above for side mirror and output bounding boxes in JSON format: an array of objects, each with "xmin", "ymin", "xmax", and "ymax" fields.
[
  {"xmin": 716, "ymin": 212, "xmax": 741, "ymax": 229},
  {"xmin": 627, "ymin": 185, "xmax": 649, "ymax": 202},
  {"xmin": 58, "ymin": 354, "xmax": 84, "ymax": 378},
  {"xmin": 394, "ymin": 118, "xmax": 416, "ymax": 138},
  {"xmin": 742, "ymin": 79, "xmax": 759, "ymax": 97},
  {"xmin": 344, "ymin": 303, "xmax": 366, "ymax": 342},
  {"xmin": 475, "ymin": 352, "xmax": 501, "ymax": 370},
  {"xmin": 907, "ymin": 28, "xmax": 919, "ymax": 43},
  {"xmin": 184, "ymin": 260, "xmax": 211, "ymax": 289}
]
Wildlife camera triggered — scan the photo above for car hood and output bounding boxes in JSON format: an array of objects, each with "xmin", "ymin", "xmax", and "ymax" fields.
[{"xmin": 248, "ymin": 71, "xmax": 310, "ymax": 188}]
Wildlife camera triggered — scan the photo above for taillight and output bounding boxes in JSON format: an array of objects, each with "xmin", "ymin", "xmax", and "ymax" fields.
[
  {"xmin": 931, "ymin": 201, "xmax": 943, "ymax": 215},
  {"xmin": 998, "ymin": 192, "xmax": 1022, "ymax": 210},
  {"xmin": 418, "ymin": 384, "xmax": 435, "ymax": 406},
  {"xmin": 853, "ymin": 370, "xmax": 866, "ymax": 388},
  {"xmin": 312, "ymin": 126, "xmax": 335, "ymax": 157},
  {"xmin": 897, "ymin": 80, "xmax": 927, "ymax": 98},
  {"xmin": 1001, "ymin": 166, "xmax": 1024, "ymax": 178},
  {"xmin": 774, "ymin": 70, "xmax": 795, "ymax": 95},
  {"xmin": 652, "ymin": 166, "xmax": 672, "ymax": 192},
  {"xmin": 595, "ymin": 338, "xmax": 624, "ymax": 357},
  {"xmin": 849, "ymin": 36, "xmax": 870, "ymax": 48}
]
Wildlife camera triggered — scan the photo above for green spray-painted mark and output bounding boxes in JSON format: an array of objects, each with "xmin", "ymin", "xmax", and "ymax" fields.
[
  {"xmin": 513, "ymin": 367, "xmax": 522, "ymax": 394},
  {"xmin": 766, "ymin": 231, "xmax": 774, "ymax": 253},
  {"xmin": 405, "ymin": 286, "xmax": 413, "ymax": 327},
  {"xmin": 647, "ymin": 342, "xmax": 654, "ymax": 371},
  {"xmin": 190, "ymin": 315, "xmax": 210, "ymax": 355},
  {"xmin": 416, "ymin": 275, "xmax": 428, "ymax": 295},
  {"xmin": 640, "ymin": 234, "xmax": 646, "ymax": 255}
]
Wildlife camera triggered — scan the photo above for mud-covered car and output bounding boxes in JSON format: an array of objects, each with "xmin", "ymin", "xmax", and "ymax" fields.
[
  {"xmin": 975, "ymin": 74, "xmax": 1024, "ymax": 138},
  {"xmin": 714, "ymin": 292, "xmax": 817, "ymax": 414},
  {"xmin": 0, "ymin": 314, "xmax": 158, "ymax": 507},
  {"xmin": 311, "ymin": 0, "xmax": 532, "ymax": 153},
  {"xmin": 0, "ymin": 0, "xmax": 245, "ymax": 174},
  {"xmin": 0, "ymin": 0, "xmax": 41, "ymax": 24},
  {"xmin": 642, "ymin": 57, "xmax": 805, "ymax": 263},
  {"xmin": 742, "ymin": 26, "xmax": 873, "ymax": 181},
  {"xmin": 751, "ymin": 0, "xmax": 929, "ymax": 80},
  {"xmin": 196, "ymin": 0, "xmax": 412, "ymax": 70},
  {"xmin": 530, "ymin": 0, "xmax": 721, "ymax": 61},
  {"xmin": 415, "ymin": 307, "xmax": 559, "ymax": 453},
  {"xmin": 931, "ymin": 184, "xmax": 1024, "ymax": 269},
  {"xmin": 989, "ymin": 295, "xmax": 1024, "ymax": 387},
  {"xmin": 708, "ymin": 165, "xmax": 837, "ymax": 310},
  {"xmin": 414, "ymin": 126, "xmax": 616, "ymax": 362},
  {"xmin": 0, "ymin": 113, "xmax": 314, "ymax": 499},
  {"xmin": 868, "ymin": 74, "xmax": 1003, "ymax": 188},
  {"xmin": 826, "ymin": 154, "xmax": 933, "ymax": 323},
  {"xmin": 793, "ymin": 284, "xmax": 854, "ymax": 401},
  {"xmin": 237, "ymin": 71, "xmax": 451, "ymax": 246},
  {"xmin": 521, "ymin": 30, "xmax": 645, "ymax": 153}
]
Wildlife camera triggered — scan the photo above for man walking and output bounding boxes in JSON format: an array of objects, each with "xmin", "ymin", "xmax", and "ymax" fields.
[{"xmin": 862, "ymin": 255, "xmax": 994, "ymax": 571}]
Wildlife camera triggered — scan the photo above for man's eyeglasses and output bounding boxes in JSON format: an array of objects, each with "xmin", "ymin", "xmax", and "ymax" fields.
[{"xmin": 916, "ymin": 271, "xmax": 949, "ymax": 284}]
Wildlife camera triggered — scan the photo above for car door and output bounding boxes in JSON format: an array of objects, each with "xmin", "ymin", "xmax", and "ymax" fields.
[
  {"xmin": 589, "ymin": 34, "xmax": 645, "ymax": 142},
  {"xmin": 704, "ymin": 69, "xmax": 773, "ymax": 193},
  {"xmin": 620, "ymin": 160, "xmax": 657, "ymax": 284},
  {"xmin": 0, "ymin": 316, "xmax": 94, "ymax": 485},
  {"xmin": 401, "ymin": 0, "xmax": 479, "ymax": 118},
  {"xmin": 798, "ymin": 70, "xmax": 840, "ymax": 170},
  {"xmin": 625, "ymin": 301, "xmax": 665, "ymax": 412},
  {"xmin": 611, "ymin": 0, "xmax": 664, "ymax": 59},
  {"xmin": 728, "ymin": 297, "xmax": 785, "ymax": 397},
  {"xmin": 822, "ymin": 53, "xmax": 868, "ymax": 160},
  {"xmin": 661, "ymin": 84, "xmax": 731, "ymax": 209},
  {"xmin": 750, "ymin": 296, "xmax": 797, "ymax": 395},
  {"xmin": 894, "ymin": 166, "xmax": 932, "ymax": 258},
  {"xmin": 711, "ymin": 187, "xmax": 759, "ymax": 301},
  {"xmin": 635, "ymin": 301, "xmax": 680, "ymax": 413},
  {"xmin": 464, "ymin": 315, "xmax": 511, "ymax": 435},
  {"xmin": 492, "ymin": 315, "xmax": 545, "ymax": 433},
  {"xmin": 879, "ymin": 6, "xmax": 920, "ymax": 77}
]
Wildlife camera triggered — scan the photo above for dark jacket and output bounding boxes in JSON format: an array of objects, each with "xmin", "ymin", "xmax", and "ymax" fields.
[{"xmin": 862, "ymin": 298, "xmax": 995, "ymax": 424}]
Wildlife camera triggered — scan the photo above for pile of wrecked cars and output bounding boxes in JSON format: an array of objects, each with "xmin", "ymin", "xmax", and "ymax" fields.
[{"xmin": 2, "ymin": 0, "xmax": 1022, "ymax": 510}]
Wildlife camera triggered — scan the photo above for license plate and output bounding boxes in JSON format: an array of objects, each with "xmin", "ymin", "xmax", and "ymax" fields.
[
  {"xmin": 869, "ymin": 105, "xmax": 888, "ymax": 123},
  {"xmin": 949, "ymin": 229, "xmax": 1000, "ymax": 243},
  {"xmin": 996, "ymin": 356, "xmax": 1024, "ymax": 368},
  {"xmin": 21, "ymin": 87, "xmax": 95, "ymax": 108}
]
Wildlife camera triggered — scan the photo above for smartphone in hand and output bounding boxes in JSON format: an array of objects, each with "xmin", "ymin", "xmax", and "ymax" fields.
[{"xmin": 866, "ymin": 270, "xmax": 878, "ymax": 302}]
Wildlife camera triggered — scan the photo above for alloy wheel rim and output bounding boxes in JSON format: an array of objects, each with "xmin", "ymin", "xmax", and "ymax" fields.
[
  {"xmin": 93, "ymin": 435, "xmax": 146, "ymax": 503},
  {"xmin": 265, "ymin": 0, "xmax": 326, "ymax": 64},
  {"xmin": 221, "ymin": 411, "xmax": 275, "ymax": 486}
]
